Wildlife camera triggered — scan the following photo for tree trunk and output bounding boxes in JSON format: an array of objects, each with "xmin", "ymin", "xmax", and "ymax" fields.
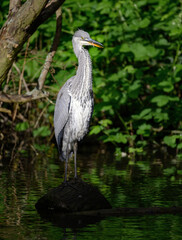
[
  {"xmin": 0, "ymin": 0, "xmax": 48, "ymax": 85},
  {"xmin": 0, "ymin": 0, "xmax": 65, "ymax": 86}
]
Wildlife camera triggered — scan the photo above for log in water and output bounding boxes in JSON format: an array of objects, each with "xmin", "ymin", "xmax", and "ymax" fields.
[{"xmin": 35, "ymin": 178, "xmax": 112, "ymax": 213}]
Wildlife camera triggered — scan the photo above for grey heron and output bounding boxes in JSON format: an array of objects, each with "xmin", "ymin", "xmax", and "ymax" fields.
[{"xmin": 54, "ymin": 30, "xmax": 103, "ymax": 181}]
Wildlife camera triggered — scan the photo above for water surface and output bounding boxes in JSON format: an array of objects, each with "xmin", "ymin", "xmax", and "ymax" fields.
[{"xmin": 1, "ymin": 144, "xmax": 182, "ymax": 240}]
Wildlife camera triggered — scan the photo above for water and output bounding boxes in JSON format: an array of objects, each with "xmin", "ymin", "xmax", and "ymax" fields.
[{"xmin": 1, "ymin": 144, "xmax": 182, "ymax": 240}]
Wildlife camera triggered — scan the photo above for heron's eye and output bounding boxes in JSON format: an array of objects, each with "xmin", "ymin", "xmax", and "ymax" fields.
[{"xmin": 81, "ymin": 37, "xmax": 84, "ymax": 40}]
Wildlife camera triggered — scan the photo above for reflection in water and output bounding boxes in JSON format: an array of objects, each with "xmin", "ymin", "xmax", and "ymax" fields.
[{"xmin": 1, "ymin": 143, "xmax": 182, "ymax": 239}]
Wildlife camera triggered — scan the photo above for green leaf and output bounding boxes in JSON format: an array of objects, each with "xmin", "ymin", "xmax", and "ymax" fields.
[
  {"xmin": 130, "ymin": 43, "xmax": 148, "ymax": 61},
  {"xmin": 177, "ymin": 143, "xmax": 182, "ymax": 149},
  {"xmin": 139, "ymin": 18, "xmax": 150, "ymax": 28},
  {"xmin": 153, "ymin": 109, "xmax": 169, "ymax": 122},
  {"xmin": 89, "ymin": 125, "xmax": 103, "ymax": 135},
  {"xmin": 48, "ymin": 105, "xmax": 55, "ymax": 113},
  {"xmin": 34, "ymin": 144, "xmax": 49, "ymax": 152},
  {"xmin": 136, "ymin": 124, "xmax": 152, "ymax": 137},
  {"xmin": 146, "ymin": 45, "xmax": 160, "ymax": 58},
  {"xmin": 124, "ymin": 65, "xmax": 136, "ymax": 74},
  {"xmin": 151, "ymin": 95, "xmax": 169, "ymax": 107},
  {"xmin": 15, "ymin": 122, "xmax": 29, "ymax": 131},
  {"xmin": 177, "ymin": 170, "xmax": 182, "ymax": 175},
  {"xmin": 33, "ymin": 126, "xmax": 51, "ymax": 137},
  {"xmin": 132, "ymin": 108, "xmax": 152, "ymax": 120},
  {"xmin": 128, "ymin": 80, "xmax": 141, "ymax": 99},
  {"xmin": 99, "ymin": 119, "xmax": 112, "ymax": 127},
  {"xmin": 158, "ymin": 81, "xmax": 174, "ymax": 92},
  {"xmin": 163, "ymin": 167, "xmax": 176, "ymax": 176},
  {"xmin": 104, "ymin": 132, "xmax": 127, "ymax": 144},
  {"xmin": 49, "ymin": 164, "xmax": 60, "ymax": 170},
  {"xmin": 89, "ymin": 47, "xmax": 99, "ymax": 57},
  {"xmin": 163, "ymin": 135, "xmax": 178, "ymax": 148}
]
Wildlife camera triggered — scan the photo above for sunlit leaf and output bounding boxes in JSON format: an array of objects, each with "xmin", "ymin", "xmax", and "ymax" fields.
[
  {"xmin": 104, "ymin": 132, "xmax": 127, "ymax": 144},
  {"xmin": 89, "ymin": 125, "xmax": 103, "ymax": 135},
  {"xmin": 151, "ymin": 95, "xmax": 169, "ymax": 107},
  {"xmin": 163, "ymin": 135, "xmax": 178, "ymax": 148}
]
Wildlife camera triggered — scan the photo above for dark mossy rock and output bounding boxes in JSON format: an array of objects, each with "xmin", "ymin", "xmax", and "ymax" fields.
[{"xmin": 35, "ymin": 178, "xmax": 111, "ymax": 213}]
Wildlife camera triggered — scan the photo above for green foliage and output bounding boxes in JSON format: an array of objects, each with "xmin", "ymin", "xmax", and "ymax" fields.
[
  {"xmin": 163, "ymin": 134, "xmax": 182, "ymax": 149},
  {"xmin": 33, "ymin": 126, "xmax": 51, "ymax": 137},
  {"xmin": 1, "ymin": 0, "xmax": 182, "ymax": 155},
  {"xmin": 15, "ymin": 122, "xmax": 29, "ymax": 131}
]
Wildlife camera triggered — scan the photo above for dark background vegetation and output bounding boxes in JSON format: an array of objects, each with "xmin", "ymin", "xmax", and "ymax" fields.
[
  {"xmin": 1, "ymin": 3, "xmax": 182, "ymax": 239},
  {"xmin": 0, "ymin": 0, "xmax": 182, "ymax": 159}
]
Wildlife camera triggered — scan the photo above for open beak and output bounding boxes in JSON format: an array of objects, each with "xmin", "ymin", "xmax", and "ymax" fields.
[{"xmin": 85, "ymin": 38, "xmax": 104, "ymax": 48}]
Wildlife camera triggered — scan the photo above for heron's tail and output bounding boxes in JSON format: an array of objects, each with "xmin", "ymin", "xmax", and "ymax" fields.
[
  {"xmin": 57, "ymin": 130, "xmax": 73, "ymax": 161},
  {"xmin": 59, "ymin": 151, "xmax": 73, "ymax": 162},
  {"xmin": 59, "ymin": 153, "xmax": 66, "ymax": 162}
]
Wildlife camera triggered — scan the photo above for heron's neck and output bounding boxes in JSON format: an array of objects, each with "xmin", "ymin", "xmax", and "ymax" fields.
[{"xmin": 71, "ymin": 48, "xmax": 92, "ymax": 97}]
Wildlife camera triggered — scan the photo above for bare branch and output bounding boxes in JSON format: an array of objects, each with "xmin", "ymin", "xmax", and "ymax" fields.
[
  {"xmin": 0, "ymin": 91, "xmax": 49, "ymax": 103},
  {"xmin": 37, "ymin": 7, "xmax": 62, "ymax": 90},
  {"xmin": 28, "ymin": 0, "xmax": 65, "ymax": 36}
]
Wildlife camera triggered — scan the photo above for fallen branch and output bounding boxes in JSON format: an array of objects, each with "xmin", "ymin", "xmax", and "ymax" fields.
[
  {"xmin": 0, "ymin": 90, "xmax": 49, "ymax": 103},
  {"xmin": 38, "ymin": 206, "xmax": 182, "ymax": 228},
  {"xmin": 69, "ymin": 206, "xmax": 182, "ymax": 217}
]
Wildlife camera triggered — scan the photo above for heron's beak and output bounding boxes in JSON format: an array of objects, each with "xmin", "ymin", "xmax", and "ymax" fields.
[{"xmin": 85, "ymin": 38, "xmax": 104, "ymax": 48}]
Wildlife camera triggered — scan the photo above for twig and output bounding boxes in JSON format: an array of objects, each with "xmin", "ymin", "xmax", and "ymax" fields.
[
  {"xmin": 34, "ymin": 104, "xmax": 49, "ymax": 128},
  {"xmin": 3, "ymin": 68, "xmax": 12, "ymax": 93},
  {"xmin": 30, "ymin": 144, "xmax": 39, "ymax": 156},
  {"xmin": 13, "ymin": 63, "xmax": 29, "ymax": 92},
  {"xmin": 12, "ymin": 40, "xmax": 30, "ymax": 121},
  {"xmin": 37, "ymin": 7, "xmax": 62, "ymax": 90},
  {"xmin": 46, "ymin": 96, "xmax": 55, "ymax": 105},
  {"xmin": 0, "ymin": 107, "xmax": 27, "ymax": 121},
  {"xmin": 10, "ymin": 133, "xmax": 18, "ymax": 163},
  {"xmin": 18, "ymin": 39, "xmax": 30, "ymax": 95},
  {"xmin": 0, "ymin": 107, "xmax": 12, "ymax": 115}
]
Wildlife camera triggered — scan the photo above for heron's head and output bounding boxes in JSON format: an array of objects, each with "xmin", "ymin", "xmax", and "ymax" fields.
[{"xmin": 72, "ymin": 30, "xmax": 103, "ymax": 57}]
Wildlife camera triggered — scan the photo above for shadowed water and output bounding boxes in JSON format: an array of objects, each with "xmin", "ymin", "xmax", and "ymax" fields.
[{"xmin": 1, "ymin": 143, "xmax": 182, "ymax": 240}]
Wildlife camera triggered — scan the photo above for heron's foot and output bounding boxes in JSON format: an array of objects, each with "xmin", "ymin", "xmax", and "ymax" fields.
[
  {"xmin": 61, "ymin": 178, "xmax": 81, "ymax": 191},
  {"xmin": 73, "ymin": 176, "xmax": 79, "ymax": 182}
]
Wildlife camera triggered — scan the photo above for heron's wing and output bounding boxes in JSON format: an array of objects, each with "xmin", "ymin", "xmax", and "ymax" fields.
[{"xmin": 54, "ymin": 85, "xmax": 71, "ymax": 152}]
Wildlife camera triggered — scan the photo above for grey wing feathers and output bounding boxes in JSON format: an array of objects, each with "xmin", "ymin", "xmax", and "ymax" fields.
[{"xmin": 54, "ymin": 84, "xmax": 71, "ymax": 154}]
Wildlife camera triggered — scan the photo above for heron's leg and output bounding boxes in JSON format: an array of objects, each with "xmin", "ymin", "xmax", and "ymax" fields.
[
  {"xmin": 73, "ymin": 141, "xmax": 78, "ymax": 178},
  {"xmin": 64, "ymin": 149, "xmax": 69, "ymax": 182},
  {"xmin": 64, "ymin": 157, "xmax": 68, "ymax": 182}
]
